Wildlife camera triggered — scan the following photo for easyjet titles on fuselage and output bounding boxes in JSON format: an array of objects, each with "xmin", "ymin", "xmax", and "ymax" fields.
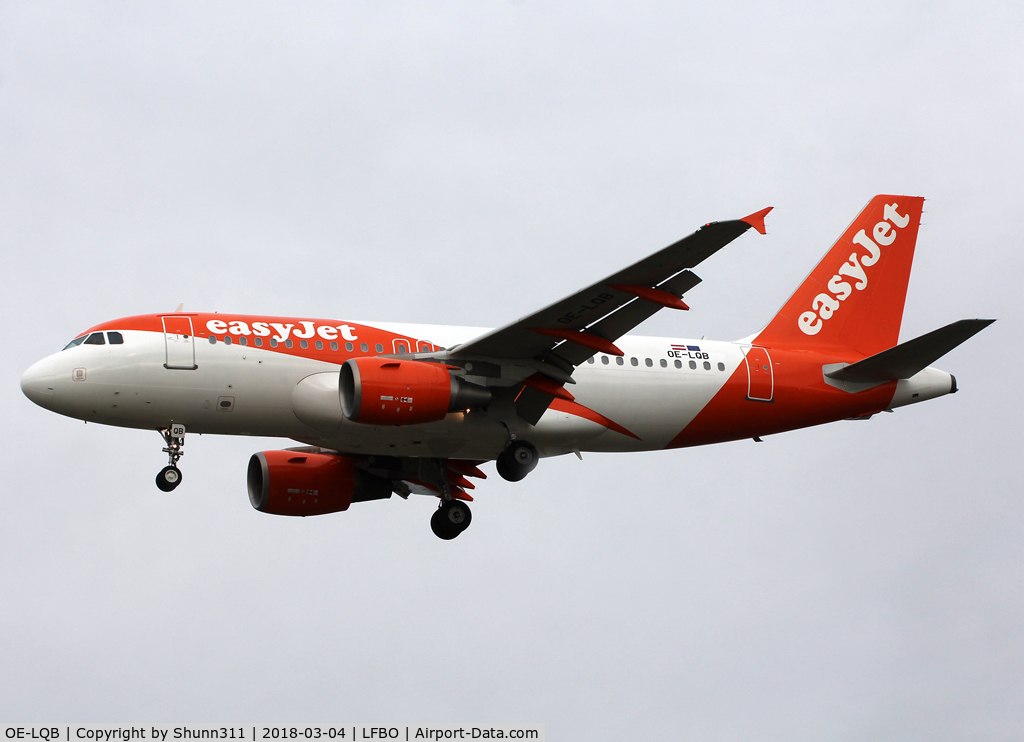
[{"xmin": 205, "ymin": 319, "xmax": 360, "ymax": 343}]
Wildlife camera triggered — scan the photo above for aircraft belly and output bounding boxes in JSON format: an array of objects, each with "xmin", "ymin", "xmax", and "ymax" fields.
[
  {"xmin": 527, "ymin": 412, "xmax": 608, "ymax": 456},
  {"xmin": 313, "ymin": 412, "xmax": 509, "ymax": 459}
]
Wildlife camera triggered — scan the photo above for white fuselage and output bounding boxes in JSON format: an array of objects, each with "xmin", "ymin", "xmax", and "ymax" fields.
[{"xmin": 22, "ymin": 322, "xmax": 746, "ymax": 459}]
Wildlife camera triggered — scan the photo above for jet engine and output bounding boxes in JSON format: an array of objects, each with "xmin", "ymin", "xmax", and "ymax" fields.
[
  {"xmin": 339, "ymin": 357, "xmax": 491, "ymax": 425},
  {"xmin": 247, "ymin": 449, "xmax": 392, "ymax": 516}
]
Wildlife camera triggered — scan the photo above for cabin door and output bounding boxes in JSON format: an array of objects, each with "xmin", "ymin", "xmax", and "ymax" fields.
[
  {"xmin": 162, "ymin": 316, "xmax": 197, "ymax": 370},
  {"xmin": 743, "ymin": 346, "xmax": 773, "ymax": 402}
]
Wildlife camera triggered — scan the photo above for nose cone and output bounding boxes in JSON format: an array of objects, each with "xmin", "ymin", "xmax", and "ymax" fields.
[{"xmin": 21, "ymin": 358, "xmax": 56, "ymax": 409}]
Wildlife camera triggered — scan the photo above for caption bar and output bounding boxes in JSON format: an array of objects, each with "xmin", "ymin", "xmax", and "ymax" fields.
[{"xmin": 3, "ymin": 728, "xmax": 542, "ymax": 742}]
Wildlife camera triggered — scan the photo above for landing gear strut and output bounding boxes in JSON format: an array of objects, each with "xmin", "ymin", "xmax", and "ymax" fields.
[
  {"xmin": 156, "ymin": 423, "xmax": 185, "ymax": 492},
  {"xmin": 496, "ymin": 439, "xmax": 538, "ymax": 482}
]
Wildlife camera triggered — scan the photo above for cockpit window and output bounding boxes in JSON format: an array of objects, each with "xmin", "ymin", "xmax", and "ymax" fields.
[
  {"xmin": 83, "ymin": 332, "xmax": 106, "ymax": 345},
  {"xmin": 107, "ymin": 332, "xmax": 124, "ymax": 345},
  {"xmin": 63, "ymin": 336, "xmax": 87, "ymax": 350}
]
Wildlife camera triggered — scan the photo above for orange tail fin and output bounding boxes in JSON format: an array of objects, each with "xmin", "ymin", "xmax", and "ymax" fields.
[{"xmin": 754, "ymin": 195, "xmax": 924, "ymax": 356}]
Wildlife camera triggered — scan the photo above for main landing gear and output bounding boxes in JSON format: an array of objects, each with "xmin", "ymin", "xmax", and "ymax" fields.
[
  {"xmin": 422, "ymin": 446, "xmax": 536, "ymax": 539},
  {"xmin": 496, "ymin": 439, "xmax": 538, "ymax": 482},
  {"xmin": 426, "ymin": 457, "xmax": 474, "ymax": 540},
  {"xmin": 430, "ymin": 499, "xmax": 472, "ymax": 540},
  {"xmin": 156, "ymin": 423, "xmax": 186, "ymax": 492}
]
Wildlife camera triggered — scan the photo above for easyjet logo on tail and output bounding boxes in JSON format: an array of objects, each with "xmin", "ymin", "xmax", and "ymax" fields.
[{"xmin": 798, "ymin": 203, "xmax": 911, "ymax": 336}]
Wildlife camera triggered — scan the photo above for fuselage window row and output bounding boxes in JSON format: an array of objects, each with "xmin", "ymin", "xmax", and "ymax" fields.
[
  {"xmin": 587, "ymin": 354, "xmax": 725, "ymax": 371},
  {"xmin": 207, "ymin": 336, "xmax": 391, "ymax": 355}
]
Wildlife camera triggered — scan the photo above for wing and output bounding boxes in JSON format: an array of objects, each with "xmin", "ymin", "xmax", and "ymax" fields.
[
  {"xmin": 452, "ymin": 207, "xmax": 772, "ymax": 365},
  {"xmin": 438, "ymin": 207, "xmax": 771, "ymax": 425}
]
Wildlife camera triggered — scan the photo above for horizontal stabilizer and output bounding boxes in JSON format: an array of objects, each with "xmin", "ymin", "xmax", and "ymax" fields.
[{"xmin": 825, "ymin": 319, "xmax": 995, "ymax": 383}]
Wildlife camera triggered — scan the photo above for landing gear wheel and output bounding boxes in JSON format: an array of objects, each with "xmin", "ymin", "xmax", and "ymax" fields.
[
  {"xmin": 156, "ymin": 465, "xmax": 182, "ymax": 492},
  {"xmin": 496, "ymin": 440, "xmax": 538, "ymax": 482},
  {"xmin": 430, "ymin": 508, "xmax": 458, "ymax": 540},
  {"xmin": 430, "ymin": 500, "xmax": 472, "ymax": 539},
  {"xmin": 496, "ymin": 456, "xmax": 514, "ymax": 482},
  {"xmin": 445, "ymin": 500, "xmax": 472, "ymax": 531}
]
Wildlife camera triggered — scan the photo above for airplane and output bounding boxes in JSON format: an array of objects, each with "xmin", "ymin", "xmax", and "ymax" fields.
[{"xmin": 20, "ymin": 195, "xmax": 994, "ymax": 539}]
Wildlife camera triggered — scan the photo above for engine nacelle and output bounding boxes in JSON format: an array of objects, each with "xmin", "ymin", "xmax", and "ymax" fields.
[
  {"xmin": 339, "ymin": 357, "xmax": 491, "ymax": 426},
  {"xmin": 247, "ymin": 450, "xmax": 392, "ymax": 516}
]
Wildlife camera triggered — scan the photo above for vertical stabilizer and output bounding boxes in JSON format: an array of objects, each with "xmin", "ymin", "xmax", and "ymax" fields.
[{"xmin": 755, "ymin": 195, "xmax": 924, "ymax": 356}]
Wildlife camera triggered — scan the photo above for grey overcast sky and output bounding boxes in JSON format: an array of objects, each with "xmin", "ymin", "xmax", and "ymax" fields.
[{"xmin": 1, "ymin": 2, "xmax": 1022, "ymax": 739}]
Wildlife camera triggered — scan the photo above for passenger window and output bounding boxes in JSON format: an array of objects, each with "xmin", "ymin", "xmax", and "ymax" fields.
[
  {"xmin": 630, "ymin": 357, "xmax": 638, "ymax": 366},
  {"xmin": 270, "ymin": 338, "xmax": 278, "ymax": 348},
  {"xmin": 703, "ymin": 361, "xmax": 711, "ymax": 370},
  {"xmin": 419, "ymin": 343, "xmax": 431, "ymax": 352},
  {"xmin": 300, "ymin": 340, "xmax": 308, "ymax": 349},
  {"xmin": 360, "ymin": 343, "xmax": 368, "ymax": 352},
  {"xmin": 239, "ymin": 337, "xmax": 247, "ymax": 346},
  {"xmin": 660, "ymin": 359, "xmax": 667, "ymax": 368},
  {"xmin": 346, "ymin": 342, "xmax": 354, "ymax": 352},
  {"xmin": 718, "ymin": 362, "xmax": 725, "ymax": 371},
  {"xmin": 224, "ymin": 336, "xmax": 232, "ymax": 346},
  {"xmin": 315, "ymin": 340, "xmax": 323, "ymax": 350},
  {"xmin": 645, "ymin": 358, "xmax": 653, "ymax": 367},
  {"xmin": 330, "ymin": 341, "xmax": 338, "ymax": 351},
  {"xmin": 616, "ymin": 357, "xmax": 624, "ymax": 366},
  {"xmin": 396, "ymin": 342, "xmax": 408, "ymax": 354},
  {"xmin": 208, "ymin": 335, "xmax": 216, "ymax": 344},
  {"xmin": 285, "ymin": 340, "xmax": 293, "ymax": 348},
  {"xmin": 375, "ymin": 343, "xmax": 384, "ymax": 353},
  {"xmin": 254, "ymin": 338, "xmax": 263, "ymax": 347},
  {"xmin": 601, "ymin": 356, "xmax": 609, "ymax": 365},
  {"xmin": 674, "ymin": 360, "xmax": 682, "ymax": 369},
  {"xmin": 586, "ymin": 357, "xmax": 594, "ymax": 364},
  {"xmin": 107, "ymin": 332, "xmax": 124, "ymax": 344},
  {"xmin": 63, "ymin": 336, "xmax": 87, "ymax": 350},
  {"xmin": 84, "ymin": 332, "xmax": 105, "ymax": 345},
  {"xmin": 689, "ymin": 360, "xmax": 696, "ymax": 369}
]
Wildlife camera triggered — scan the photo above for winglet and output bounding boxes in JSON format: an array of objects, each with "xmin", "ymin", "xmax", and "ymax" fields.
[{"xmin": 740, "ymin": 206, "xmax": 773, "ymax": 235}]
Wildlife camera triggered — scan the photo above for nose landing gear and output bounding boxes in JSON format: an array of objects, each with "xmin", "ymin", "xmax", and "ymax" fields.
[{"xmin": 156, "ymin": 423, "xmax": 186, "ymax": 492}]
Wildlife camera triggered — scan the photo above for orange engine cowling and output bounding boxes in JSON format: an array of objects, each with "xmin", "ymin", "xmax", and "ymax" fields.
[
  {"xmin": 247, "ymin": 450, "xmax": 392, "ymax": 516},
  {"xmin": 339, "ymin": 357, "xmax": 491, "ymax": 426}
]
